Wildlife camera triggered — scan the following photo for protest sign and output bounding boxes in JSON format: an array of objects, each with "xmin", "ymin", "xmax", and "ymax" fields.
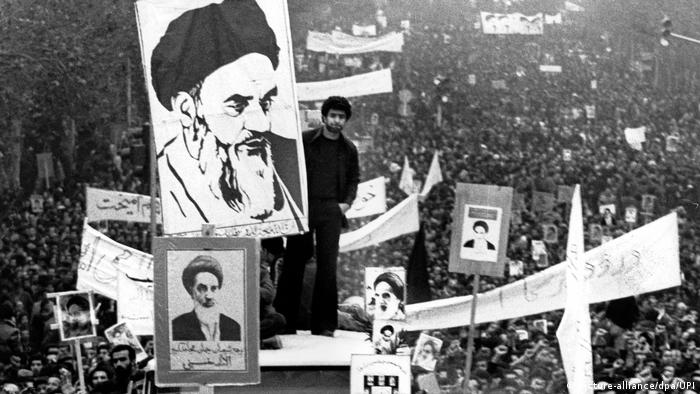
[
  {"xmin": 641, "ymin": 194, "xmax": 656, "ymax": 213},
  {"xmin": 539, "ymin": 65, "xmax": 562, "ymax": 73},
  {"xmin": 297, "ymin": 69, "xmax": 393, "ymax": 101},
  {"xmin": 136, "ymin": 0, "xmax": 307, "ymax": 237},
  {"xmin": 153, "ymin": 237, "xmax": 259, "ymax": 386},
  {"xmin": 624, "ymin": 126, "xmax": 646, "ymax": 151},
  {"xmin": 562, "ymin": 149, "xmax": 572, "ymax": 162},
  {"xmin": 86, "ymin": 187, "xmax": 162, "ymax": 224},
  {"xmin": 350, "ymin": 355, "xmax": 411, "ymax": 394},
  {"xmin": 105, "ymin": 322, "xmax": 148, "ymax": 362},
  {"xmin": 449, "ymin": 184, "xmax": 512, "ymax": 277},
  {"xmin": 412, "ymin": 333, "xmax": 443, "ymax": 372},
  {"xmin": 531, "ymin": 240, "xmax": 547, "ymax": 261},
  {"xmin": 599, "ymin": 203, "xmax": 616, "ymax": 215},
  {"xmin": 405, "ymin": 213, "xmax": 680, "ymax": 331},
  {"xmin": 625, "ymin": 206, "xmax": 638, "ymax": 224},
  {"xmin": 307, "ymin": 30, "xmax": 404, "ymax": 54},
  {"xmin": 468, "ymin": 74, "xmax": 476, "ymax": 85},
  {"xmin": 117, "ymin": 273, "xmax": 154, "ymax": 336},
  {"xmin": 585, "ymin": 104, "xmax": 596, "ymax": 119},
  {"xmin": 346, "ymin": 177, "xmax": 387, "ymax": 219},
  {"xmin": 509, "ymin": 260, "xmax": 524, "ymax": 277},
  {"xmin": 365, "ymin": 267, "xmax": 407, "ymax": 321},
  {"xmin": 533, "ymin": 319, "xmax": 548, "ymax": 334},
  {"xmin": 30, "ymin": 194, "xmax": 44, "ymax": 214},
  {"xmin": 480, "ymin": 12, "xmax": 544, "ymax": 35},
  {"xmin": 352, "ymin": 24, "xmax": 377, "ymax": 36},
  {"xmin": 340, "ymin": 195, "xmax": 419, "ymax": 253},
  {"xmin": 588, "ymin": 223, "xmax": 603, "ymax": 243},
  {"xmin": 542, "ymin": 224, "xmax": 559, "ymax": 244},
  {"xmin": 591, "ymin": 80, "xmax": 597, "ymax": 89},
  {"xmin": 666, "ymin": 135, "xmax": 680, "ymax": 152},
  {"xmin": 372, "ymin": 320, "xmax": 406, "ymax": 355},
  {"xmin": 52, "ymin": 290, "xmax": 98, "ymax": 342},
  {"xmin": 544, "ymin": 13, "xmax": 562, "ymax": 24},
  {"xmin": 491, "ymin": 80, "xmax": 507, "ymax": 90},
  {"xmin": 420, "ymin": 151, "xmax": 443, "ymax": 198},
  {"xmin": 399, "ymin": 156, "xmax": 416, "ymax": 196}
]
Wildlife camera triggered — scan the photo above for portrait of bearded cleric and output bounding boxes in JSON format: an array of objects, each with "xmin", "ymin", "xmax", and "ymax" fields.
[{"xmin": 146, "ymin": 0, "xmax": 305, "ymax": 235}]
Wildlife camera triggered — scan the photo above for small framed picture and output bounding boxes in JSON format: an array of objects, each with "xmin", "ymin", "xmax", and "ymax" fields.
[{"xmin": 53, "ymin": 291, "xmax": 97, "ymax": 342}]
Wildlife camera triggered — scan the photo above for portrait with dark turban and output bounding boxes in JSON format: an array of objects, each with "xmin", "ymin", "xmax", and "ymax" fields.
[
  {"xmin": 365, "ymin": 269, "xmax": 406, "ymax": 321},
  {"xmin": 171, "ymin": 255, "xmax": 241, "ymax": 341},
  {"xmin": 58, "ymin": 292, "xmax": 96, "ymax": 340},
  {"xmin": 146, "ymin": 0, "xmax": 305, "ymax": 235}
]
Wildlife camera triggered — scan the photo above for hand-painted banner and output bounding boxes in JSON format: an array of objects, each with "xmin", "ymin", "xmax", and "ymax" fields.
[
  {"xmin": 306, "ymin": 30, "xmax": 404, "ymax": 54},
  {"xmin": 405, "ymin": 213, "xmax": 680, "ymax": 330},
  {"xmin": 480, "ymin": 12, "xmax": 544, "ymax": 35},
  {"xmin": 346, "ymin": 177, "xmax": 387, "ymax": 219},
  {"xmin": 117, "ymin": 272, "xmax": 154, "ymax": 336},
  {"xmin": 77, "ymin": 222, "xmax": 153, "ymax": 299},
  {"xmin": 136, "ymin": 0, "xmax": 308, "ymax": 237},
  {"xmin": 449, "ymin": 184, "xmax": 513, "ymax": 277},
  {"xmin": 340, "ymin": 195, "xmax": 419, "ymax": 253},
  {"xmin": 86, "ymin": 187, "xmax": 162, "ymax": 224},
  {"xmin": 296, "ymin": 69, "xmax": 393, "ymax": 102}
]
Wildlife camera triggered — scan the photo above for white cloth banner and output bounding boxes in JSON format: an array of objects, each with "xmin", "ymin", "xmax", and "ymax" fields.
[
  {"xmin": 339, "ymin": 195, "xmax": 419, "ymax": 253},
  {"xmin": 346, "ymin": 177, "xmax": 387, "ymax": 219},
  {"xmin": 544, "ymin": 13, "xmax": 562, "ymax": 24},
  {"xmin": 306, "ymin": 31, "xmax": 404, "ymax": 54},
  {"xmin": 117, "ymin": 273, "xmax": 154, "ymax": 335},
  {"xmin": 86, "ymin": 187, "xmax": 162, "ymax": 224},
  {"xmin": 556, "ymin": 185, "xmax": 594, "ymax": 393},
  {"xmin": 296, "ymin": 69, "xmax": 393, "ymax": 102},
  {"xmin": 420, "ymin": 151, "xmax": 443, "ymax": 198},
  {"xmin": 405, "ymin": 213, "xmax": 680, "ymax": 330},
  {"xmin": 399, "ymin": 156, "xmax": 416, "ymax": 196},
  {"xmin": 480, "ymin": 12, "xmax": 544, "ymax": 35},
  {"xmin": 624, "ymin": 126, "xmax": 646, "ymax": 151},
  {"xmin": 352, "ymin": 24, "xmax": 377, "ymax": 36},
  {"xmin": 77, "ymin": 222, "xmax": 154, "ymax": 299},
  {"xmin": 539, "ymin": 65, "xmax": 562, "ymax": 73}
]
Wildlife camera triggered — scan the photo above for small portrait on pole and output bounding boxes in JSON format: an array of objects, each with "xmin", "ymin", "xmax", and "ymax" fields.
[
  {"xmin": 154, "ymin": 237, "xmax": 259, "ymax": 386},
  {"xmin": 459, "ymin": 205, "xmax": 501, "ymax": 262},
  {"xmin": 54, "ymin": 291, "xmax": 97, "ymax": 341}
]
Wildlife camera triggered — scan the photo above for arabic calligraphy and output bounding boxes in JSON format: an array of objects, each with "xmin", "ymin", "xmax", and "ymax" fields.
[
  {"xmin": 87, "ymin": 188, "xmax": 162, "ymax": 224},
  {"xmin": 170, "ymin": 342, "xmax": 244, "ymax": 371}
]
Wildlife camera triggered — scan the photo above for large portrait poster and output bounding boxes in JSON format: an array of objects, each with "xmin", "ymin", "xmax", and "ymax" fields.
[
  {"xmin": 136, "ymin": 0, "xmax": 308, "ymax": 237},
  {"xmin": 449, "ymin": 183, "xmax": 512, "ymax": 277},
  {"xmin": 153, "ymin": 237, "xmax": 259, "ymax": 386}
]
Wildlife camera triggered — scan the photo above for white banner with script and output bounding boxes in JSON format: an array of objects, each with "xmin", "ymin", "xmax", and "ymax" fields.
[
  {"xmin": 405, "ymin": 213, "xmax": 679, "ymax": 330},
  {"xmin": 297, "ymin": 69, "xmax": 393, "ymax": 102},
  {"xmin": 346, "ymin": 177, "xmax": 387, "ymax": 219},
  {"xmin": 86, "ymin": 187, "xmax": 162, "ymax": 224},
  {"xmin": 306, "ymin": 31, "xmax": 404, "ymax": 54}
]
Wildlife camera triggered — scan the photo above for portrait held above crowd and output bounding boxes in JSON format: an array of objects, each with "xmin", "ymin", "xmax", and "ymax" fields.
[{"xmin": 1, "ymin": 0, "xmax": 700, "ymax": 393}]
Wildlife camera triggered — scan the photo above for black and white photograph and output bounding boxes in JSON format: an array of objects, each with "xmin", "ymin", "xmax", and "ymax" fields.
[
  {"xmin": 372, "ymin": 320, "xmax": 406, "ymax": 355},
  {"xmin": 54, "ymin": 290, "xmax": 97, "ymax": 341},
  {"xmin": 154, "ymin": 237, "xmax": 259, "ymax": 386},
  {"xmin": 104, "ymin": 322, "xmax": 148, "ymax": 362},
  {"xmin": 364, "ymin": 267, "xmax": 406, "ymax": 321},
  {"xmin": 459, "ymin": 204, "xmax": 501, "ymax": 262},
  {"xmin": 411, "ymin": 333, "xmax": 443, "ymax": 372}
]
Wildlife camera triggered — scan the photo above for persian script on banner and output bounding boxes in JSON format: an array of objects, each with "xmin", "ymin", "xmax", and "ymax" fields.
[
  {"xmin": 78, "ymin": 222, "xmax": 153, "ymax": 299},
  {"xmin": 306, "ymin": 31, "xmax": 404, "ymax": 54},
  {"xmin": 480, "ymin": 12, "xmax": 544, "ymax": 35},
  {"xmin": 136, "ymin": 0, "xmax": 308, "ymax": 237},
  {"xmin": 117, "ymin": 273, "xmax": 154, "ymax": 336},
  {"xmin": 405, "ymin": 213, "xmax": 680, "ymax": 331},
  {"xmin": 296, "ymin": 69, "xmax": 393, "ymax": 102},
  {"xmin": 86, "ymin": 187, "xmax": 162, "ymax": 224},
  {"xmin": 346, "ymin": 177, "xmax": 387, "ymax": 219}
]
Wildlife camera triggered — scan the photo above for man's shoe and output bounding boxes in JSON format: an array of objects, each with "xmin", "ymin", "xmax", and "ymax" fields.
[
  {"xmin": 261, "ymin": 336, "xmax": 283, "ymax": 350},
  {"xmin": 311, "ymin": 329, "xmax": 334, "ymax": 337}
]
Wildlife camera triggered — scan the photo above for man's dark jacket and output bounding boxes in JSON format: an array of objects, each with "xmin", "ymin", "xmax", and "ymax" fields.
[
  {"xmin": 303, "ymin": 127, "xmax": 360, "ymax": 227},
  {"xmin": 171, "ymin": 311, "xmax": 241, "ymax": 341}
]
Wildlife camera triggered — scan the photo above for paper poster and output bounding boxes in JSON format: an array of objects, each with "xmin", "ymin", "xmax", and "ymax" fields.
[
  {"xmin": 346, "ymin": 177, "xmax": 387, "ymax": 219},
  {"xmin": 599, "ymin": 203, "xmax": 616, "ymax": 215},
  {"xmin": 539, "ymin": 65, "xmax": 562, "ymax": 73},
  {"xmin": 105, "ymin": 322, "xmax": 148, "ymax": 362},
  {"xmin": 296, "ymin": 69, "xmax": 393, "ymax": 102},
  {"xmin": 136, "ymin": 0, "xmax": 308, "ymax": 237},
  {"xmin": 449, "ymin": 184, "xmax": 512, "ymax": 277},
  {"xmin": 307, "ymin": 31, "xmax": 404, "ymax": 54},
  {"xmin": 365, "ymin": 267, "xmax": 406, "ymax": 321},
  {"xmin": 542, "ymin": 224, "xmax": 559, "ymax": 244},
  {"xmin": 641, "ymin": 194, "xmax": 656, "ymax": 213},
  {"xmin": 480, "ymin": 12, "xmax": 544, "ymax": 35},
  {"xmin": 372, "ymin": 320, "xmax": 406, "ymax": 355},
  {"xmin": 459, "ymin": 205, "xmax": 502, "ymax": 263},
  {"xmin": 588, "ymin": 223, "xmax": 603, "ymax": 243},
  {"xmin": 509, "ymin": 260, "xmax": 524, "ymax": 277},
  {"xmin": 153, "ymin": 237, "xmax": 260, "ymax": 386},
  {"xmin": 51, "ymin": 291, "xmax": 98, "ymax": 342},
  {"xmin": 533, "ymin": 319, "xmax": 548, "ymax": 334},
  {"xmin": 666, "ymin": 135, "xmax": 680, "ymax": 152},
  {"xmin": 468, "ymin": 74, "xmax": 476, "ymax": 85},
  {"xmin": 117, "ymin": 273, "xmax": 154, "ymax": 336},
  {"xmin": 531, "ymin": 240, "xmax": 547, "ymax": 260},
  {"xmin": 350, "ymin": 355, "xmax": 411, "ymax": 394},
  {"xmin": 625, "ymin": 206, "xmax": 638, "ymax": 224},
  {"xmin": 411, "ymin": 333, "xmax": 443, "ymax": 372},
  {"xmin": 562, "ymin": 149, "xmax": 572, "ymax": 162},
  {"xmin": 30, "ymin": 194, "xmax": 44, "ymax": 214}
]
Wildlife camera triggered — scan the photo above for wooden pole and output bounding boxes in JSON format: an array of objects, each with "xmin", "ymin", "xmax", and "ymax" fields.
[
  {"xmin": 74, "ymin": 340, "xmax": 86, "ymax": 394},
  {"xmin": 463, "ymin": 274, "xmax": 480, "ymax": 394}
]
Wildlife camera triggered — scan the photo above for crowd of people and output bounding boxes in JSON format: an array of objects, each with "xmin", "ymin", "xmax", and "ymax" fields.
[{"xmin": 1, "ymin": 0, "xmax": 700, "ymax": 393}]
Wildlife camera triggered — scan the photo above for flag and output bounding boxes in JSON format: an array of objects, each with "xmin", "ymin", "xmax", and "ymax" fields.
[
  {"xmin": 420, "ymin": 151, "xmax": 443, "ymax": 198},
  {"xmin": 556, "ymin": 185, "xmax": 594, "ymax": 393},
  {"xmin": 407, "ymin": 225, "xmax": 431, "ymax": 304},
  {"xmin": 399, "ymin": 156, "xmax": 416, "ymax": 195}
]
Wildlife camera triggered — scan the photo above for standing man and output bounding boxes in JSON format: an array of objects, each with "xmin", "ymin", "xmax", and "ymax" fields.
[{"xmin": 275, "ymin": 96, "xmax": 359, "ymax": 337}]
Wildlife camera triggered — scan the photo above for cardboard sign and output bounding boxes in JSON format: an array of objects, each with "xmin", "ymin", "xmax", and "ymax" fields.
[
  {"xmin": 350, "ymin": 355, "xmax": 411, "ymax": 394},
  {"xmin": 542, "ymin": 224, "xmax": 559, "ymax": 244},
  {"xmin": 105, "ymin": 322, "xmax": 148, "ymax": 362},
  {"xmin": 625, "ymin": 206, "xmax": 638, "ymax": 224},
  {"xmin": 562, "ymin": 149, "xmax": 572, "ymax": 162},
  {"xmin": 153, "ymin": 237, "xmax": 260, "ymax": 386},
  {"xmin": 52, "ymin": 291, "xmax": 98, "ymax": 342},
  {"xmin": 372, "ymin": 320, "xmax": 406, "ymax": 355},
  {"xmin": 509, "ymin": 260, "xmax": 524, "ymax": 277},
  {"xmin": 449, "ymin": 184, "xmax": 512, "ymax": 277},
  {"xmin": 365, "ymin": 267, "xmax": 407, "ymax": 321},
  {"xmin": 411, "ymin": 333, "xmax": 443, "ymax": 372}
]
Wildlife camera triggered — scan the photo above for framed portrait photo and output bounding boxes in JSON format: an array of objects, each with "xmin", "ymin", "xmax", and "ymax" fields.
[
  {"xmin": 364, "ymin": 267, "xmax": 406, "ymax": 321},
  {"xmin": 53, "ymin": 290, "xmax": 98, "ymax": 342},
  {"xmin": 153, "ymin": 237, "xmax": 260, "ymax": 386}
]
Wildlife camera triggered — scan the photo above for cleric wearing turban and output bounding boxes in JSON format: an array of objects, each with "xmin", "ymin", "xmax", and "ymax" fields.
[{"xmin": 171, "ymin": 255, "xmax": 241, "ymax": 341}]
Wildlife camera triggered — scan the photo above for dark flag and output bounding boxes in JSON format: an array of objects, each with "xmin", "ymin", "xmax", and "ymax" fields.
[
  {"xmin": 407, "ymin": 224, "xmax": 432, "ymax": 304},
  {"xmin": 605, "ymin": 296, "xmax": 639, "ymax": 329}
]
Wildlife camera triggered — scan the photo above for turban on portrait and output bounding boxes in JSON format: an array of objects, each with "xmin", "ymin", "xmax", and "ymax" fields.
[
  {"xmin": 150, "ymin": 0, "xmax": 280, "ymax": 110},
  {"xmin": 373, "ymin": 272, "xmax": 405, "ymax": 298},
  {"xmin": 182, "ymin": 255, "xmax": 224, "ymax": 292}
]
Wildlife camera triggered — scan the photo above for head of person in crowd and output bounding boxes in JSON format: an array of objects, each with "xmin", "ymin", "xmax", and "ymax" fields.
[
  {"xmin": 88, "ymin": 363, "xmax": 115, "ymax": 393},
  {"xmin": 96, "ymin": 342, "xmax": 111, "ymax": 363},
  {"xmin": 321, "ymin": 96, "xmax": 352, "ymax": 136},
  {"xmin": 28, "ymin": 354, "xmax": 43, "ymax": 377},
  {"xmin": 109, "ymin": 344, "xmax": 135, "ymax": 384}
]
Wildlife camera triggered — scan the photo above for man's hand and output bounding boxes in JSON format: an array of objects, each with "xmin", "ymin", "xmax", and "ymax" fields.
[{"xmin": 339, "ymin": 203, "xmax": 350, "ymax": 214}]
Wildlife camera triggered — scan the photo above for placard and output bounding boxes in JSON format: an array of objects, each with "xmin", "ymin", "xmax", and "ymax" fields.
[
  {"xmin": 350, "ymin": 355, "xmax": 411, "ymax": 394},
  {"xmin": 372, "ymin": 320, "xmax": 406, "ymax": 355},
  {"xmin": 105, "ymin": 322, "xmax": 148, "ymax": 362},
  {"xmin": 411, "ymin": 333, "xmax": 442, "ymax": 372},
  {"xmin": 449, "ymin": 184, "xmax": 512, "ymax": 277},
  {"xmin": 52, "ymin": 291, "xmax": 98, "ymax": 342},
  {"xmin": 365, "ymin": 267, "xmax": 406, "ymax": 321},
  {"xmin": 153, "ymin": 237, "xmax": 259, "ymax": 386}
]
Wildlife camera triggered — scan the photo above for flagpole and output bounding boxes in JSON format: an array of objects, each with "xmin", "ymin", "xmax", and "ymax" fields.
[{"xmin": 463, "ymin": 273, "xmax": 480, "ymax": 394}]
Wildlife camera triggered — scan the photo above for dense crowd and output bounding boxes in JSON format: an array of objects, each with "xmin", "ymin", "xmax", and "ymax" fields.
[{"xmin": 1, "ymin": 0, "xmax": 700, "ymax": 393}]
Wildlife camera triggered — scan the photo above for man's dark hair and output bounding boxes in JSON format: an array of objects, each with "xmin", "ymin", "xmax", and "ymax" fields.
[
  {"xmin": 473, "ymin": 220, "xmax": 489, "ymax": 232},
  {"xmin": 89, "ymin": 363, "xmax": 114, "ymax": 382},
  {"xmin": 321, "ymin": 96, "xmax": 352, "ymax": 120},
  {"xmin": 0, "ymin": 301, "xmax": 14, "ymax": 320},
  {"xmin": 29, "ymin": 353, "xmax": 44, "ymax": 364},
  {"xmin": 96, "ymin": 343, "xmax": 111, "ymax": 354},
  {"xmin": 150, "ymin": 0, "xmax": 280, "ymax": 110},
  {"xmin": 65, "ymin": 295, "xmax": 90, "ymax": 311},
  {"xmin": 110, "ymin": 345, "xmax": 135, "ymax": 363},
  {"xmin": 181, "ymin": 255, "xmax": 224, "ymax": 294}
]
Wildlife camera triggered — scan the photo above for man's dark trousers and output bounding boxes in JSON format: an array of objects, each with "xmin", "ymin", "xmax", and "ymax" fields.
[{"xmin": 275, "ymin": 199, "xmax": 342, "ymax": 333}]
